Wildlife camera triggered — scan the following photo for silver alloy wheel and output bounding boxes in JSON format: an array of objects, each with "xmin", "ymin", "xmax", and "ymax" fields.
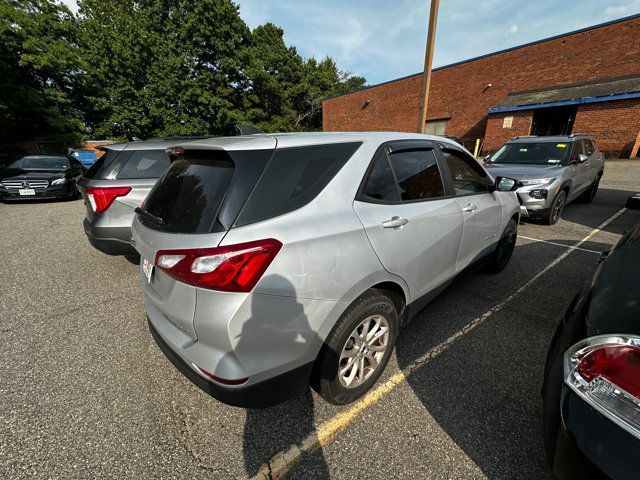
[{"xmin": 338, "ymin": 315, "xmax": 390, "ymax": 389}]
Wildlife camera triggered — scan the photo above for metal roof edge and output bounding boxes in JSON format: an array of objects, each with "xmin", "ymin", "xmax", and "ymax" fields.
[{"xmin": 488, "ymin": 91, "xmax": 640, "ymax": 114}]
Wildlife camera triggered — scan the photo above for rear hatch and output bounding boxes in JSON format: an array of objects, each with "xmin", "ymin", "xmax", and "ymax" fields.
[
  {"xmin": 132, "ymin": 138, "xmax": 277, "ymax": 340},
  {"xmin": 78, "ymin": 146, "xmax": 171, "ymax": 223}
]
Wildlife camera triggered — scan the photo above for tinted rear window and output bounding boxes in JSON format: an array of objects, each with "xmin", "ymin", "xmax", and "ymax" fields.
[
  {"xmin": 84, "ymin": 149, "xmax": 124, "ymax": 179},
  {"xmin": 235, "ymin": 142, "xmax": 362, "ymax": 227},
  {"xmin": 141, "ymin": 151, "xmax": 234, "ymax": 233},
  {"xmin": 117, "ymin": 150, "xmax": 170, "ymax": 179}
]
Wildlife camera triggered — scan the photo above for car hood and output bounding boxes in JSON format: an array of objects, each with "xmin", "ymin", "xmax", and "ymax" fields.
[
  {"xmin": 483, "ymin": 163, "xmax": 565, "ymax": 180},
  {"xmin": 586, "ymin": 223, "xmax": 640, "ymax": 334},
  {"xmin": 0, "ymin": 168, "xmax": 66, "ymax": 180}
]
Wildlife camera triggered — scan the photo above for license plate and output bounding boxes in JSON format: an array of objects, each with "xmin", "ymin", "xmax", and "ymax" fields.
[
  {"xmin": 18, "ymin": 189, "xmax": 35, "ymax": 196},
  {"xmin": 142, "ymin": 258, "xmax": 154, "ymax": 283}
]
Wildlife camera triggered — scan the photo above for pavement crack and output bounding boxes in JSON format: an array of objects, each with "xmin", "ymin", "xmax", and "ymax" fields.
[{"xmin": 171, "ymin": 401, "xmax": 222, "ymax": 474}]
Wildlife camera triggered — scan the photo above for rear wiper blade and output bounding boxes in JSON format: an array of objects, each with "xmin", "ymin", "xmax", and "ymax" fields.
[{"xmin": 135, "ymin": 207, "xmax": 165, "ymax": 225}]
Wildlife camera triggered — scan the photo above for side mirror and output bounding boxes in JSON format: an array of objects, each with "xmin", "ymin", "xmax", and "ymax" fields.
[
  {"xmin": 484, "ymin": 154, "xmax": 491, "ymax": 162},
  {"xmin": 626, "ymin": 194, "xmax": 640, "ymax": 211},
  {"xmin": 575, "ymin": 153, "xmax": 588, "ymax": 163},
  {"xmin": 494, "ymin": 176, "xmax": 519, "ymax": 192}
]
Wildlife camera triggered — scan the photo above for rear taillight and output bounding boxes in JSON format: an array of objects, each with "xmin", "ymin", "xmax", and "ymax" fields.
[
  {"xmin": 154, "ymin": 239, "xmax": 282, "ymax": 292},
  {"xmin": 86, "ymin": 186, "xmax": 131, "ymax": 213},
  {"xmin": 565, "ymin": 335, "xmax": 640, "ymax": 439}
]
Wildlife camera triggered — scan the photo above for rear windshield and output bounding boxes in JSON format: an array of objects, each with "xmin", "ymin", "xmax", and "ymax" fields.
[
  {"xmin": 234, "ymin": 142, "xmax": 362, "ymax": 227},
  {"xmin": 84, "ymin": 149, "xmax": 118, "ymax": 178},
  {"xmin": 140, "ymin": 150, "xmax": 242, "ymax": 234},
  {"xmin": 83, "ymin": 148, "xmax": 170, "ymax": 179},
  {"xmin": 117, "ymin": 150, "xmax": 170, "ymax": 178}
]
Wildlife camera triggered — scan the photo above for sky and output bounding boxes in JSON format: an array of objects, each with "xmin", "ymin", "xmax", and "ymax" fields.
[{"xmin": 62, "ymin": 0, "xmax": 640, "ymax": 85}]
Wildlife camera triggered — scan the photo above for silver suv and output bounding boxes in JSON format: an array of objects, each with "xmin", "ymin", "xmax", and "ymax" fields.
[
  {"xmin": 131, "ymin": 132, "xmax": 521, "ymax": 407},
  {"xmin": 78, "ymin": 137, "xmax": 202, "ymax": 256},
  {"xmin": 484, "ymin": 134, "xmax": 604, "ymax": 225}
]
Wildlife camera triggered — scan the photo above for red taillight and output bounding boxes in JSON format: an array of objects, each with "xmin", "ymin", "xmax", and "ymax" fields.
[
  {"xmin": 86, "ymin": 186, "xmax": 132, "ymax": 213},
  {"xmin": 565, "ymin": 336, "xmax": 640, "ymax": 439},
  {"xmin": 577, "ymin": 344, "xmax": 640, "ymax": 399},
  {"xmin": 154, "ymin": 239, "xmax": 282, "ymax": 292},
  {"xmin": 194, "ymin": 365, "xmax": 248, "ymax": 386}
]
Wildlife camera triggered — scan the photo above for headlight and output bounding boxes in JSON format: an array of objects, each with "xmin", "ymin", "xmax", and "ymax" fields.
[
  {"xmin": 520, "ymin": 177, "xmax": 556, "ymax": 186},
  {"xmin": 51, "ymin": 178, "xmax": 67, "ymax": 185}
]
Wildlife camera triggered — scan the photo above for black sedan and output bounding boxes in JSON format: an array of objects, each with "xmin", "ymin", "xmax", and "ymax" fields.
[
  {"xmin": 0, "ymin": 154, "xmax": 85, "ymax": 201},
  {"xmin": 543, "ymin": 195, "xmax": 640, "ymax": 479}
]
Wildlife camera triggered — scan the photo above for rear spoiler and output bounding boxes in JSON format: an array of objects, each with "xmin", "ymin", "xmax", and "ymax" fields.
[{"xmin": 234, "ymin": 124, "xmax": 263, "ymax": 135}]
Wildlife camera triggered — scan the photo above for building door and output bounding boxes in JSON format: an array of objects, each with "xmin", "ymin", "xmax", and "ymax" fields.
[{"xmin": 531, "ymin": 106, "xmax": 577, "ymax": 136}]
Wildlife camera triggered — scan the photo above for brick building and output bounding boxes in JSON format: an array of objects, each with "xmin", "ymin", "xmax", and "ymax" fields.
[{"xmin": 323, "ymin": 14, "xmax": 640, "ymax": 158}]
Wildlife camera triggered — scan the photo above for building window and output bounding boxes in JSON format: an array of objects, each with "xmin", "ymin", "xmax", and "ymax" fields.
[{"xmin": 425, "ymin": 119, "xmax": 448, "ymax": 136}]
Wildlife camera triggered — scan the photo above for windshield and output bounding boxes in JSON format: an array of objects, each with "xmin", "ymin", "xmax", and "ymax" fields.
[
  {"xmin": 488, "ymin": 142, "xmax": 571, "ymax": 165},
  {"xmin": 9, "ymin": 156, "xmax": 69, "ymax": 170}
]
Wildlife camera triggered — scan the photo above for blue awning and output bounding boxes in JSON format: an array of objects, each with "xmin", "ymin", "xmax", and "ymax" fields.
[{"xmin": 488, "ymin": 75, "xmax": 640, "ymax": 114}]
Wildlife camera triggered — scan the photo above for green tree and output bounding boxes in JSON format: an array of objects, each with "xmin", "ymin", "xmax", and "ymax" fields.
[
  {"xmin": 77, "ymin": 0, "xmax": 253, "ymax": 138},
  {"xmin": 244, "ymin": 23, "xmax": 366, "ymax": 132},
  {"xmin": 0, "ymin": 0, "xmax": 83, "ymax": 145}
]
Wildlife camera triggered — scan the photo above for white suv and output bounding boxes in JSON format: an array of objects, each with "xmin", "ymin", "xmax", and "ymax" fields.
[{"xmin": 132, "ymin": 132, "xmax": 520, "ymax": 407}]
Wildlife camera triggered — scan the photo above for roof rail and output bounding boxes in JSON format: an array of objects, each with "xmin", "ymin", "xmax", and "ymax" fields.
[
  {"xmin": 569, "ymin": 132, "xmax": 591, "ymax": 138},
  {"xmin": 511, "ymin": 135, "xmax": 538, "ymax": 140}
]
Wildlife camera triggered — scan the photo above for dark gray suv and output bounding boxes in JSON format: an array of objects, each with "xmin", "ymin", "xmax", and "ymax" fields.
[{"xmin": 78, "ymin": 137, "xmax": 201, "ymax": 256}]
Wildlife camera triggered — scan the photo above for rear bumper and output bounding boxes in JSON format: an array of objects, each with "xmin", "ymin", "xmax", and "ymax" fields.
[
  {"xmin": 83, "ymin": 218, "xmax": 137, "ymax": 256},
  {"xmin": 148, "ymin": 318, "xmax": 313, "ymax": 408},
  {"xmin": 551, "ymin": 386, "xmax": 640, "ymax": 479}
]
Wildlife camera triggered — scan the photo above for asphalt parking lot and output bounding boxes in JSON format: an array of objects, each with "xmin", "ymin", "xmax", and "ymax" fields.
[{"xmin": 1, "ymin": 160, "xmax": 639, "ymax": 480}]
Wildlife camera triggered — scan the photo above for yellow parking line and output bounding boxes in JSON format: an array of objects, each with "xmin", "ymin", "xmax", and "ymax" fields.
[{"xmin": 252, "ymin": 207, "xmax": 627, "ymax": 480}]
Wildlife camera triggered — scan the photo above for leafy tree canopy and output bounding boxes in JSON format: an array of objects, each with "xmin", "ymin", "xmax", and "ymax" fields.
[{"xmin": 0, "ymin": 0, "xmax": 366, "ymax": 144}]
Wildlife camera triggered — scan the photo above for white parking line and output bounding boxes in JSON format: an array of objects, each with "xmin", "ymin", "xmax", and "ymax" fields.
[
  {"xmin": 517, "ymin": 235, "xmax": 603, "ymax": 255},
  {"xmin": 252, "ymin": 207, "xmax": 628, "ymax": 480}
]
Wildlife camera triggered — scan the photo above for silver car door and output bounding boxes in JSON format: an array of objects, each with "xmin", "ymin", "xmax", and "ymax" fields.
[
  {"xmin": 568, "ymin": 140, "xmax": 592, "ymax": 199},
  {"xmin": 438, "ymin": 145, "xmax": 503, "ymax": 270},
  {"xmin": 353, "ymin": 144, "xmax": 463, "ymax": 302},
  {"xmin": 584, "ymin": 139, "xmax": 602, "ymax": 180}
]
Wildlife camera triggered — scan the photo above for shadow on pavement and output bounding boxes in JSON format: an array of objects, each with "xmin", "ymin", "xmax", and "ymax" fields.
[
  {"xmin": 395, "ymin": 239, "xmax": 612, "ymax": 480},
  {"xmin": 240, "ymin": 275, "xmax": 330, "ymax": 479},
  {"xmin": 243, "ymin": 391, "xmax": 329, "ymax": 479}
]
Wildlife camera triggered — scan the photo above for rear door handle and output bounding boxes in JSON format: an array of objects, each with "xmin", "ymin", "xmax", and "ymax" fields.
[
  {"xmin": 462, "ymin": 203, "xmax": 477, "ymax": 213},
  {"xmin": 382, "ymin": 216, "xmax": 409, "ymax": 228}
]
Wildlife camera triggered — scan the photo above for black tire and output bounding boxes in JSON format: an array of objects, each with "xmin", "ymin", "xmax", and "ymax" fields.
[
  {"xmin": 577, "ymin": 175, "xmax": 600, "ymax": 204},
  {"xmin": 484, "ymin": 218, "xmax": 517, "ymax": 273},
  {"xmin": 311, "ymin": 290, "xmax": 398, "ymax": 405},
  {"xmin": 544, "ymin": 190, "xmax": 566, "ymax": 225}
]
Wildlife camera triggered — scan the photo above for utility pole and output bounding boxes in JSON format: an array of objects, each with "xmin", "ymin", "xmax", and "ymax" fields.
[{"xmin": 416, "ymin": 0, "xmax": 440, "ymax": 133}]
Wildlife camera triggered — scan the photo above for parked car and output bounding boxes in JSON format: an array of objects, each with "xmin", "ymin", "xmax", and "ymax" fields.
[
  {"xmin": 0, "ymin": 154, "xmax": 84, "ymax": 201},
  {"xmin": 484, "ymin": 134, "xmax": 604, "ymax": 225},
  {"xmin": 1, "ymin": 139, "xmax": 69, "ymax": 167},
  {"xmin": 77, "ymin": 137, "xmax": 203, "ymax": 256},
  {"xmin": 131, "ymin": 132, "xmax": 521, "ymax": 408},
  {"xmin": 70, "ymin": 149, "xmax": 97, "ymax": 167},
  {"xmin": 542, "ymin": 195, "xmax": 640, "ymax": 479}
]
